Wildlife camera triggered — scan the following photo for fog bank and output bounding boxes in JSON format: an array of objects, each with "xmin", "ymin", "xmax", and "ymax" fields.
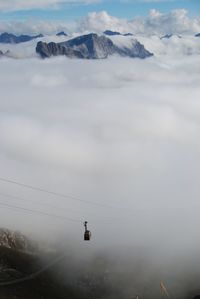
[{"xmin": 0, "ymin": 54, "xmax": 200, "ymax": 297}]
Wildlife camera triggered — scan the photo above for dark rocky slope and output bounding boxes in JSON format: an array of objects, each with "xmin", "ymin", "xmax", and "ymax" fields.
[
  {"xmin": 0, "ymin": 228, "xmax": 81, "ymax": 299},
  {"xmin": 0, "ymin": 228, "xmax": 198, "ymax": 299}
]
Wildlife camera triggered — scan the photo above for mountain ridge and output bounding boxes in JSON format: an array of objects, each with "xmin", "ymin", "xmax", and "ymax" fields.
[
  {"xmin": 36, "ymin": 33, "xmax": 153, "ymax": 59},
  {"xmin": 0, "ymin": 32, "xmax": 44, "ymax": 44}
]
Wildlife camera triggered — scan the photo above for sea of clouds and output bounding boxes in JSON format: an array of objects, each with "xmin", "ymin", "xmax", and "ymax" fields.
[{"xmin": 0, "ymin": 53, "xmax": 200, "ymax": 248}]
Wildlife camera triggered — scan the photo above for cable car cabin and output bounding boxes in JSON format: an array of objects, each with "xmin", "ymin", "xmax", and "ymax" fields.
[
  {"xmin": 84, "ymin": 230, "xmax": 91, "ymax": 241},
  {"xmin": 84, "ymin": 221, "xmax": 91, "ymax": 241}
]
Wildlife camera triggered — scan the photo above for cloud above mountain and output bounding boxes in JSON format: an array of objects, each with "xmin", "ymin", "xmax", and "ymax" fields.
[
  {"xmin": 80, "ymin": 9, "xmax": 200, "ymax": 34},
  {"xmin": 0, "ymin": 9, "xmax": 199, "ymax": 35}
]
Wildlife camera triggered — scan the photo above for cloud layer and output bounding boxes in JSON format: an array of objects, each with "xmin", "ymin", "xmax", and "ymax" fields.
[{"xmin": 0, "ymin": 54, "xmax": 200, "ymax": 246}]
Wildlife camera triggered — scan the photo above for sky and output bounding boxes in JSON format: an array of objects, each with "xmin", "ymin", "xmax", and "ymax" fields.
[
  {"xmin": 0, "ymin": 1, "xmax": 199, "ymax": 35},
  {"xmin": 0, "ymin": 0, "xmax": 199, "ymax": 21}
]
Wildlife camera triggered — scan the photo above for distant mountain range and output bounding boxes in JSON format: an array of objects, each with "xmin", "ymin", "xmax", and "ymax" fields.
[
  {"xmin": 160, "ymin": 34, "xmax": 182, "ymax": 39},
  {"xmin": 0, "ymin": 31, "xmax": 200, "ymax": 59},
  {"xmin": 36, "ymin": 33, "xmax": 153, "ymax": 59},
  {"xmin": 0, "ymin": 32, "xmax": 44, "ymax": 44}
]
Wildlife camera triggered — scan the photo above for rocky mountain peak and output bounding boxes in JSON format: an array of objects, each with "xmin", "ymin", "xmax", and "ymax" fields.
[
  {"xmin": 56, "ymin": 31, "xmax": 68, "ymax": 36},
  {"xmin": 104, "ymin": 30, "xmax": 121, "ymax": 36},
  {"xmin": 36, "ymin": 33, "xmax": 153, "ymax": 59}
]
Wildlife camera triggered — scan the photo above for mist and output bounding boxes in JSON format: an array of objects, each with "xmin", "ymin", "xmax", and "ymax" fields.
[{"xmin": 0, "ymin": 53, "xmax": 200, "ymax": 298}]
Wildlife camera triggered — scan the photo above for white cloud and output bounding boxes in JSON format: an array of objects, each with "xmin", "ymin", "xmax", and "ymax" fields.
[
  {"xmin": 0, "ymin": 19, "xmax": 76, "ymax": 35},
  {"xmin": 79, "ymin": 11, "xmax": 130, "ymax": 33}
]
